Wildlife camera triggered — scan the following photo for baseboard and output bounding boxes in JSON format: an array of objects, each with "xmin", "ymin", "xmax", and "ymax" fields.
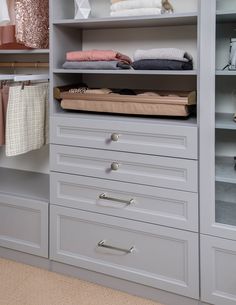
[{"xmin": 0, "ymin": 246, "xmax": 202, "ymax": 305}]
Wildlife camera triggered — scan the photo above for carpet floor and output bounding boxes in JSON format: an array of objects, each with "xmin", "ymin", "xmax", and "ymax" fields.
[{"xmin": 0, "ymin": 258, "xmax": 162, "ymax": 305}]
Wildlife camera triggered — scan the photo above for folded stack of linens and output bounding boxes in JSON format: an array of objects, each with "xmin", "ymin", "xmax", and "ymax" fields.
[
  {"xmin": 63, "ymin": 50, "xmax": 132, "ymax": 70},
  {"xmin": 55, "ymin": 85, "xmax": 196, "ymax": 117},
  {"xmin": 110, "ymin": 0, "xmax": 162, "ymax": 17},
  {"xmin": 132, "ymin": 48, "xmax": 193, "ymax": 70}
]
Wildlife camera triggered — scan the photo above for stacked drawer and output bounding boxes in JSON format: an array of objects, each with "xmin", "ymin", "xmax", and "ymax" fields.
[{"xmin": 50, "ymin": 115, "xmax": 199, "ymax": 299}]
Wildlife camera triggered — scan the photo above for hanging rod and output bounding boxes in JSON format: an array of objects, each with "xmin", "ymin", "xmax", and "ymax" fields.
[{"xmin": 0, "ymin": 62, "xmax": 49, "ymax": 68}]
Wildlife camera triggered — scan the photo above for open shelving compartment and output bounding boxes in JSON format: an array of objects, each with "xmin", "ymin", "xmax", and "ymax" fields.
[
  {"xmin": 51, "ymin": 0, "xmax": 199, "ymax": 129},
  {"xmin": 215, "ymin": 1, "xmax": 236, "ymax": 232}
]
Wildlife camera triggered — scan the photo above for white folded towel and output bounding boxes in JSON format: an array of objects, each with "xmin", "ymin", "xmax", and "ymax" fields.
[
  {"xmin": 111, "ymin": 8, "xmax": 162, "ymax": 17},
  {"xmin": 134, "ymin": 48, "xmax": 193, "ymax": 62},
  {"xmin": 0, "ymin": 0, "xmax": 10, "ymax": 26},
  {"xmin": 111, "ymin": 0, "xmax": 162, "ymax": 12}
]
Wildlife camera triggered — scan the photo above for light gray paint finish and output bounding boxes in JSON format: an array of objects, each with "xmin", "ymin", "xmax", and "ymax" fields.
[
  {"xmin": 0, "ymin": 247, "xmax": 200, "ymax": 305},
  {"xmin": 201, "ymin": 234, "xmax": 236, "ymax": 305},
  {"xmin": 51, "ymin": 172, "xmax": 198, "ymax": 231},
  {"xmin": 51, "ymin": 116, "xmax": 198, "ymax": 159},
  {"xmin": 50, "ymin": 205, "xmax": 199, "ymax": 299},
  {"xmin": 50, "ymin": 145, "xmax": 198, "ymax": 192},
  {"xmin": 0, "ymin": 194, "xmax": 48, "ymax": 258}
]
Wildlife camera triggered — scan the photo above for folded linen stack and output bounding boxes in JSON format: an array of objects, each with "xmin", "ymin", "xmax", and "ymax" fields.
[
  {"xmin": 63, "ymin": 50, "xmax": 132, "ymax": 70},
  {"xmin": 110, "ymin": 0, "xmax": 162, "ymax": 17},
  {"xmin": 132, "ymin": 48, "xmax": 193, "ymax": 70}
]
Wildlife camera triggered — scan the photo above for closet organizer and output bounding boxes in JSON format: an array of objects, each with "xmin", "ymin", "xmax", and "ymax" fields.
[
  {"xmin": 0, "ymin": 0, "xmax": 50, "ymax": 258},
  {"xmin": 0, "ymin": 1, "xmax": 236, "ymax": 305}
]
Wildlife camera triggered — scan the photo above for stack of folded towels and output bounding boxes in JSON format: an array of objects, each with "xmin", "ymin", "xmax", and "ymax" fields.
[
  {"xmin": 63, "ymin": 50, "xmax": 132, "ymax": 70},
  {"xmin": 132, "ymin": 48, "xmax": 193, "ymax": 70},
  {"xmin": 110, "ymin": 0, "xmax": 162, "ymax": 17}
]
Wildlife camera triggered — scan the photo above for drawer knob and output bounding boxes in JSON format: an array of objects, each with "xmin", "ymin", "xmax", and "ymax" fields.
[
  {"xmin": 111, "ymin": 133, "xmax": 120, "ymax": 142},
  {"xmin": 111, "ymin": 162, "xmax": 120, "ymax": 171}
]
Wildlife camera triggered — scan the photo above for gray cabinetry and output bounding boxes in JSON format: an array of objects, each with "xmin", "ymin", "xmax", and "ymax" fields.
[
  {"xmin": 50, "ymin": 205, "xmax": 199, "ymax": 299},
  {"xmin": 201, "ymin": 235, "xmax": 236, "ymax": 305},
  {"xmin": 0, "ymin": 193, "xmax": 48, "ymax": 257}
]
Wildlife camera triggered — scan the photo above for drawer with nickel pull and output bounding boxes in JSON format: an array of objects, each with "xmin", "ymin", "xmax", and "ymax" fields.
[
  {"xmin": 50, "ymin": 205, "xmax": 199, "ymax": 299},
  {"xmin": 51, "ymin": 172, "xmax": 198, "ymax": 231},
  {"xmin": 51, "ymin": 115, "xmax": 198, "ymax": 159},
  {"xmin": 50, "ymin": 145, "xmax": 198, "ymax": 192}
]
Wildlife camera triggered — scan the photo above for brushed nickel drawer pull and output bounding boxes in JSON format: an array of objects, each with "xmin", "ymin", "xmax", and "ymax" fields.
[
  {"xmin": 111, "ymin": 133, "xmax": 120, "ymax": 142},
  {"xmin": 99, "ymin": 193, "xmax": 135, "ymax": 205},
  {"xmin": 98, "ymin": 240, "xmax": 135, "ymax": 254},
  {"xmin": 111, "ymin": 162, "xmax": 120, "ymax": 171}
]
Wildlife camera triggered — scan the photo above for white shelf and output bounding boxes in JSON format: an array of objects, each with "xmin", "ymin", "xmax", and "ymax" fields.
[
  {"xmin": 216, "ymin": 10, "xmax": 236, "ymax": 23},
  {"xmin": 216, "ymin": 200, "xmax": 236, "ymax": 227},
  {"xmin": 216, "ymin": 157, "xmax": 236, "ymax": 184},
  {"xmin": 54, "ymin": 69, "xmax": 197, "ymax": 76},
  {"xmin": 53, "ymin": 13, "xmax": 198, "ymax": 30},
  {"xmin": 0, "ymin": 168, "xmax": 49, "ymax": 202},
  {"xmin": 215, "ymin": 113, "xmax": 236, "ymax": 130},
  {"xmin": 216, "ymin": 70, "xmax": 236, "ymax": 76},
  {"xmin": 0, "ymin": 49, "xmax": 49, "ymax": 54}
]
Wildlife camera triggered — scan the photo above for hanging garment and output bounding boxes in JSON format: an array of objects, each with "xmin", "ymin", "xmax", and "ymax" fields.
[
  {"xmin": 0, "ymin": 0, "xmax": 10, "ymax": 26},
  {"xmin": 5, "ymin": 83, "xmax": 49, "ymax": 156},
  {"xmin": 0, "ymin": 85, "xmax": 9, "ymax": 145},
  {"xmin": 15, "ymin": 0, "xmax": 49, "ymax": 49}
]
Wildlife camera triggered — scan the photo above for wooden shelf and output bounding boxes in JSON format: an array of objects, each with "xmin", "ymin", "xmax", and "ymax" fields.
[
  {"xmin": 216, "ymin": 10, "xmax": 236, "ymax": 23},
  {"xmin": 54, "ymin": 69, "xmax": 197, "ymax": 76},
  {"xmin": 215, "ymin": 113, "xmax": 236, "ymax": 130},
  {"xmin": 216, "ymin": 157, "xmax": 236, "ymax": 184},
  {"xmin": 0, "ymin": 168, "xmax": 49, "ymax": 202},
  {"xmin": 53, "ymin": 13, "xmax": 198, "ymax": 30},
  {"xmin": 0, "ymin": 49, "xmax": 49, "ymax": 54},
  {"xmin": 216, "ymin": 70, "xmax": 236, "ymax": 76},
  {"xmin": 216, "ymin": 200, "xmax": 236, "ymax": 227}
]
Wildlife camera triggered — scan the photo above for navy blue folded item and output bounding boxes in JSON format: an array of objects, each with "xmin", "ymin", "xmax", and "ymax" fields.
[{"xmin": 132, "ymin": 59, "xmax": 193, "ymax": 70}]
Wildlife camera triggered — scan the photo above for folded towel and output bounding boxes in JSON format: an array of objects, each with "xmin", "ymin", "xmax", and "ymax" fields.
[
  {"xmin": 63, "ymin": 60, "xmax": 131, "ymax": 70},
  {"xmin": 132, "ymin": 59, "xmax": 193, "ymax": 70},
  {"xmin": 134, "ymin": 48, "xmax": 193, "ymax": 62},
  {"xmin": 5, "ymin": 83, "xmax": 49, "ymax": 157},
  {"xmin": 111, "ymin": 0, "xmax": 162, "ymax": 12},
  {"xmin": 66, "ymin": 50, "xmax": 132, "ymax": 64},
  {"xmin": 111, "ymin": 0, "xmax": 125, "ymax": 3},
  {"xmin": 111, "ymin": 7, "xmax": 161, "ymax": 17}
]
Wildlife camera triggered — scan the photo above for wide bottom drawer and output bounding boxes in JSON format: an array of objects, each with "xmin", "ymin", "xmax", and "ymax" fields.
[
  {"xmin": 50, "ymin": 205, "xmax": 199, "ymax": 299},
  {"xmin": 0, "ymin": 193, "xmax": 48, "ymax": 257}
]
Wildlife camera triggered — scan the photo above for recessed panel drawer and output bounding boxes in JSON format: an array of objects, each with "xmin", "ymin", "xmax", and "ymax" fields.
[
  {"xmin": 50, "ymin": 205, "xmax": 199, "ymax": 299},
  {"xmin": 51, "ymin": 116, "xmax": 198, "ymax": 159},
  {"xmin": 51, "ymin": 172, "xmax": 198, "ymax": 231},
  {"xmin": 0, "ymin": 194, "xmax": 48, "ymax": 258},
  {"xmin": 50, "ymin": 145, "xmax": 198, "ymax": 192}
]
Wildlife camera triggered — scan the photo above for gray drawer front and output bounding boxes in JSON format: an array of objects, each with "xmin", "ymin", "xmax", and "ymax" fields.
[
  {"xmin": 50, "ymin": 206, "xmax": 199, "ymax": 299},
  {"xmin": 51, "ymin": 172, "xmax": 198, "ymax": 231},
  {"xmin": 50, "ymin": 145, "xmax": 198, "ymax": 192},
  {"xmin": 201, "ymin": 235, "xmax": 236, "ymax": 305},
  {"xmin": 51, "ymin": 116, "xmax": 198, "ymax": 160},
  {"xmin": 0, "ymin": 194, "xmax": 48, "ymax": 258}
]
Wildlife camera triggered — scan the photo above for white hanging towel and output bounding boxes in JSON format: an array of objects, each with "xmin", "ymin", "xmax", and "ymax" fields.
[
  {"xmin": 5, "ymin": 83, "xmax": 49, "ymax": 157},
  {"xmin": 0, "ymin": 0, "xmax": 10, "ymax": 25}
]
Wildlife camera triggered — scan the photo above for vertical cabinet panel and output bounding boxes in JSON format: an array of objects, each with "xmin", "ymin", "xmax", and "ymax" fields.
[
  {"xmin": 0, "ymin": 194, "xmax": 48, "ymax": 258},
  {"xmin": 201, "ymin": 235, "xmax": 236, "ymax": 305}
]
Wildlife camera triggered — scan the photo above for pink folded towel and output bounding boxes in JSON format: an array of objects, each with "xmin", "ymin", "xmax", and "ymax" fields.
[{"xmin": 66, "ymin": 50, "xmax": 132, "ymax": 64}]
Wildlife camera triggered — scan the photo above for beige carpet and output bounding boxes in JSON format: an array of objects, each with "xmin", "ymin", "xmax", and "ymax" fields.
[{"xmin": 0, "ymin": 258, "xmax": 163, "ymax": 305}]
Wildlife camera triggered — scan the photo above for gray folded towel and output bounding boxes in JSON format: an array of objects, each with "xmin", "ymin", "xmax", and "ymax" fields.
[{"xmin": 62, "ymin": 61, "xmax": 131, "ymax": 70}]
